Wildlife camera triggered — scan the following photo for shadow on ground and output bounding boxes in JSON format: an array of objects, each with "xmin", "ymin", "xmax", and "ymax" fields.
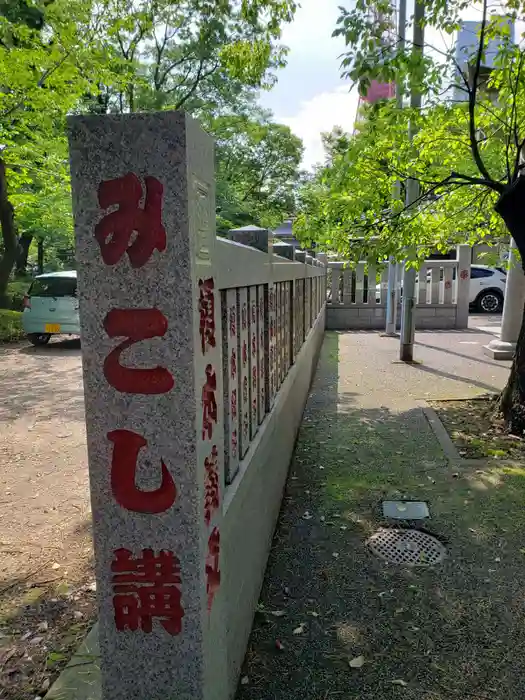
[
  {"xmin": 0, "ymin": 553, "xmax": 96, "ymax": 700},
  {"xmin": 236, "ymin": 333, "xmax": 525, "ymax": 700},
  {"xmin": 0, "ymin": 338, "xmax": 83, "ymax": 424}
]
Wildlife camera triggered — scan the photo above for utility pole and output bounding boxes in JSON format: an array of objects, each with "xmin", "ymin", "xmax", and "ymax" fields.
[
  {"xmin": 399, "ymin": 0, "xmax": 425, "ymax": 362},
  {"xmin": 385, "ymin": 0, "xmax": 407, "ymax": 336}
]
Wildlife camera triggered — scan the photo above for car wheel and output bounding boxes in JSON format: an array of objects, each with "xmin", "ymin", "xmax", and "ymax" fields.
[
  {"xmin": 28, "ymin": 333, "xmax": 51, "ymax": 346},
  {"xmin": 476, "ymin": 290, "xmax": 503, "ymax": 314}
]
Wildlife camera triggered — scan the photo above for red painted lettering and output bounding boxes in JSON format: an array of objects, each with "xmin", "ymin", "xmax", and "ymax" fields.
[
  {"xmin": 108, "ymin": 429, "xmax": 177, "ymax": 513},
  {"xmin": 112, "ymin": 548, "xmax": 183, "ymax": 634},
  {"xmin": 202, "ymin": 365, "xmax": 217, "ymax": 440},
  {"xmin": 198, "ymin": 278, "xmax": 216, "ymax": 355},
  {"xmin": 206, "ymin": 528, "xmax": 220, "ymax": 612},
  {"xmin": 104, "ymin": 308, "xmax": 174, "ymax": 394},
  {"xmin": 204, "ymin": 445, "xmax": 219, "ymax": 526},
  {"xmin": 95, "ymin": 173, "xmax": 166, "ymax": 268}
]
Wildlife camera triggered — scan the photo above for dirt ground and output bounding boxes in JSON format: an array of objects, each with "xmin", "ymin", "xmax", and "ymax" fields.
[
  {"xmin": 432, "ymin": 396, "xmax": 525, "ymax": 461},
  {"xmin": 0, "ymin": 338, "xmax": 94, "ymax": 700}
]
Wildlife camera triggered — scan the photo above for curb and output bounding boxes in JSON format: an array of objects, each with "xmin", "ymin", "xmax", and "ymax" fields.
[
  {"xmin": 416, "ymin": 400, "xmax": 462, "ymax": 461},
  {"xmin": 46, "ymin": 624, "xmax": 100, "ymax": 700}
]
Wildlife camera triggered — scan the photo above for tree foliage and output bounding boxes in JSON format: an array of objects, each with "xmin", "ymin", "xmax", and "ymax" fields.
[
  {"xmin": 210, "ymin": 108, "xmax": 303, "ymax": 232},
  {"xmin": 295, "ymin": 0, "xmax": 525, "ymax": 263},
  {"xmin": 0, "ymin": 0, "xmax": 300, "ymax": 300}
]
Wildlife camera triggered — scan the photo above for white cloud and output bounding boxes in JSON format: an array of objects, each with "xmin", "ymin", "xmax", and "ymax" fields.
[{"xmin": 277, "ymin": 86, "xmax": 359, "ymax": 170}]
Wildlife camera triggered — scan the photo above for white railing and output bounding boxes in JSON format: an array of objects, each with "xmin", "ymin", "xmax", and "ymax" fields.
[{"xmin": 326, "ymin": 247, "xmax": 471, "ymax": 329}]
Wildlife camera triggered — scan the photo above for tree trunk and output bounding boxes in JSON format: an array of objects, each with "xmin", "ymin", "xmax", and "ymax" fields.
[
  {"xmin": 495, "ymin": 176, "xmax": 525, "ymax": 431},
  {"xmin": 0, "ymin": 157, "xmax": 17, "ymax": 307},
  {"xmin": 37, "ymin": 239, "xmax": 44, "ymax": 274},
  {"xmin": 16, "ymin": 232, "xmax": 33, "ymax": 275}
]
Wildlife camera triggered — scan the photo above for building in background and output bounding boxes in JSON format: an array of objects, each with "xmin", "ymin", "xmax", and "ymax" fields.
[
  {"xmin": 353, "ymin": 3, "xmax": 396, "ymax": 131},
  {"xmin": 453, "ymin": 16, "xmax": 515, "ymax": 103}
]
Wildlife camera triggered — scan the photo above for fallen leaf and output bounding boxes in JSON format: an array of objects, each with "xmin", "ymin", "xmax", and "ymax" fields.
[
  {"xmin": 293, "ymin": 623, "xmax": 306, "ymax": 635},
  {"xmin": 394, "ymin": 608, "xmax": 405, "ymax": 615},
  {"xmin": 240, "ymin": 676, "xmax": 249, "ymax": 686},
  {"xmin": 307, "ymin": 611, "xmax": 319, "ymax": 618},
  {"xmin": 303, "ymin": 512, "xmax": 313, "ymax": 520},
  {"xmin": 391, "ymin": 679, "xmax": 408, "ymax": 687},
  {"xmin": 37, "ymin": 621, "xmax": 48, "ymax": 632},
  {"xmin": 275, "ymin": 639, "xmax": 285, "ymax": 651},
  {"xmin": 269, "ymin": 610, "xmax": 286, "ymax": 618},
  {"xmin": 332, "ymin": 552, "xmax": 339, "ymax": 559},
  {"xmin": 348, "ymin": 655, "xmax": 365, "ymax": 668},
  {"xmin": 51, "ymin": 563, "xmax": 61, "ymax": 570}
]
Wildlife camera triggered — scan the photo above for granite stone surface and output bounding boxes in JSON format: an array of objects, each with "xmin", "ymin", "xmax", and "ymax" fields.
[{"xmin": 68, "ymin": 111, "xmax": 224, "ymax": 700}]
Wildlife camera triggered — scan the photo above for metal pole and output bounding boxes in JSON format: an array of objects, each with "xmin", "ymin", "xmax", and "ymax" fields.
[
  {"xmin": 399, "ymin": 0, "xmax": 424, "ymax": 362},
  {"xmin": 385, "ymin": 0, "xmax": 407, "ymax": 336}
]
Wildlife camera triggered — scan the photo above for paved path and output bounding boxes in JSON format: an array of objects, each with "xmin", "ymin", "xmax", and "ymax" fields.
[
  {"xmin": 0, "ymin": 338, "xmax": 90, "ymax": 585},
  {"xmin": 237, "ymin": 329, "xmax": 522, "ymax": 700}
]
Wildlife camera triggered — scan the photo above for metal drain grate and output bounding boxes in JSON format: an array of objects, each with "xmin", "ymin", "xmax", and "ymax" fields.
[{"xmin": 368, "ymin": 528, "xmax": 446, "ymax": 566}]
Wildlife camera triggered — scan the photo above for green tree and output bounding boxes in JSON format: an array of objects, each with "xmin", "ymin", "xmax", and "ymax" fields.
[
  {"xmin": 0, "ymin": 0, "xmax": 113, "ymax": 300},
  {"xmin": 210, "ymin": 110, "xmax": 304, "ymax": 232},
  {"xmin": 296, "ymin": 0, "xmax": 525, "ymax": 429},
  {"xmin": 83, "ymin": 0, "xmax": 296, "ymax": 115}
]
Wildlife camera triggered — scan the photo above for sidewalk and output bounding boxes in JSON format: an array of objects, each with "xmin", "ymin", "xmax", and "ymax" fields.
[{"xmin": 237, "ymin": 330, "xmax": 523, "ymax": 700}]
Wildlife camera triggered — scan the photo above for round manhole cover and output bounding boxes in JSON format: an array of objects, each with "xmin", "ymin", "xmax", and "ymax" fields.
[{"xmin": 368, "ymin": 528, "xmax": 446, "ymax": 566}]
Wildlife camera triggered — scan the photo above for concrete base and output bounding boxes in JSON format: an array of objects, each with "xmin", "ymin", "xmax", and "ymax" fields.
[{"xmin": 483, "ymin": 339, "xmax": 516, "ymax": 361}]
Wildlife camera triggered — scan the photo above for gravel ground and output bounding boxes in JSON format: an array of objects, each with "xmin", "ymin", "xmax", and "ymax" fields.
[{"xmin": 0, "ymin": 337, "xmax": 93, "ymax": 700}]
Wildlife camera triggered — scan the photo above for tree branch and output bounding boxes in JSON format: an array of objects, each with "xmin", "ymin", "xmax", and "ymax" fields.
[{"xmin": 468, "ymin": 0, "xmax": 497, "ymax": 186}]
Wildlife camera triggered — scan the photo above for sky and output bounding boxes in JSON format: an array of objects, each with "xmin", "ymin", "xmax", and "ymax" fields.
[
  {"xmin": 259, "ymin": 1, "xmax": 516, "ymax": 172},
  {"xmin": 259, "ymin": 0, "xmax": 359, "ymax": 171}
]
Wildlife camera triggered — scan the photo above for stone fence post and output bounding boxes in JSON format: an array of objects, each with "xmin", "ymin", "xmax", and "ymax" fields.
[
  {"xmin": 456, "ymin": 244, "xmax": 472, "ymax": 329},
  {"xmin": 68, "ymin": 112, "xmax": 226, "ymax": 700}
]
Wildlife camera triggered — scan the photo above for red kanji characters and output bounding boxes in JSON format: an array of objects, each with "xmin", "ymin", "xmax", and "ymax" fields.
[
  {"xmin": 252, "ymin": 364, "xmax": 257, "ymax": 390},
  {"xmin": 103, "ymin": 308, "xmax": 174, "ymax": 394},
  {"xmin": 269, "ymin": 290, "xmax": 275, "ymax": 311},
  {"xmin": 205, "ymin": 528, "xmax": 220, "ymax": 612},
  {"xmin": 108, "ymin": 429, "xmax": 177, "ymax": 513},
  {"xmin": 251, "ymin": 303, "xmax": 256, "ymax": 324},
  {"xmin": 445, "ymin": 280, "xmax": 452, "ymax": 289},
  {"xmin": 241, "ymin": 302, "xmax": 247, "ymax": 330},
  {"xmin": 242, "ymin": 340, "xmax": 247, "ymax": 367},
  {"xmin": 230, "ymin": 348, "xmax": 237, "ymax": 380},
  {"xmin": 243, "ymin": 375, "xmax": 248, "ymax": 404},
  {"xmin": 251, "ymin": 334, "xmax": 256, "ymax": 356},
  {"xmin": 112, "ymin": 548, "xmax": 184, "ymax": 635},
  {"xmin": 204, "ymin": 445, "xmax": 219, "ymax": 526},
  {"xmin": 229, "ymin": 306, "xmax": 237, "ymax": 337},
  {"xmin": 202, "ymin": 364, "xmax": 217, "ymax": 440},
  {"xmin": 231, "ymin": 430, "xmax": 237, "ymax": 457},
  {"xmin": 231, "ymin": 389, "xmax": 237, "ymax": 419},
  {"xmin": 198, "ymin": 278, "xmax": 216, "ymax": 355},
  {"xmin": 460, "ymin": 269, "xmax": 469, "ymax": 280},
  {"xmin": 95, "ymin": 173, "xmax": 166, "ymax": 268}
]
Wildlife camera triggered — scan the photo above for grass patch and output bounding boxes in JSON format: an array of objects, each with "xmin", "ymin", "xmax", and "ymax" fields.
[
  {"xmin": 431, "ymin": 396, "xmax": 525, "ymax": 461},
  {"xmin": 237, "ymin": 333, "xmax": 525, "ymax": 700},
  {"xmin": 0, "ymin": 309, "xmax": 24, "ymax": 342}
]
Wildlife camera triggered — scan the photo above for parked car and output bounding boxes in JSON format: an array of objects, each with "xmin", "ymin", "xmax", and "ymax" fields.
[
  {"xmin": 375, "ymin": 265, "xmax": 506, "ymax": 313},
  {"xmin": 22, "ymin": 271, "xmax": 79, "ymax": 345},
  {"xmin": 468, "ymin": 265, "xmax": 506, "ymax": 313}
]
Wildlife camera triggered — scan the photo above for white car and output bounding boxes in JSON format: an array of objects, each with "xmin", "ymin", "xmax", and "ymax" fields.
[
  {"xmin": 375, "ymin": 265, "xmax": 506, "ymax": 313},
  {"xmin": 468, "ymin": 265, "xmax": 506, "ymax": 313}
]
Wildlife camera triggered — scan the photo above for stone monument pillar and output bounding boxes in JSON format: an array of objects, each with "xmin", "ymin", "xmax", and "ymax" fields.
[
  {"xmin": 455, "ymin": 244, "xmax": 472, "ymax": 329},
  {"xmin": 68, "ymin": 112, "xmax": 226, "ymax": 700},
  {"xmin": 484, "ymin": 238, "xmax": 525, "ymax": 360}
]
